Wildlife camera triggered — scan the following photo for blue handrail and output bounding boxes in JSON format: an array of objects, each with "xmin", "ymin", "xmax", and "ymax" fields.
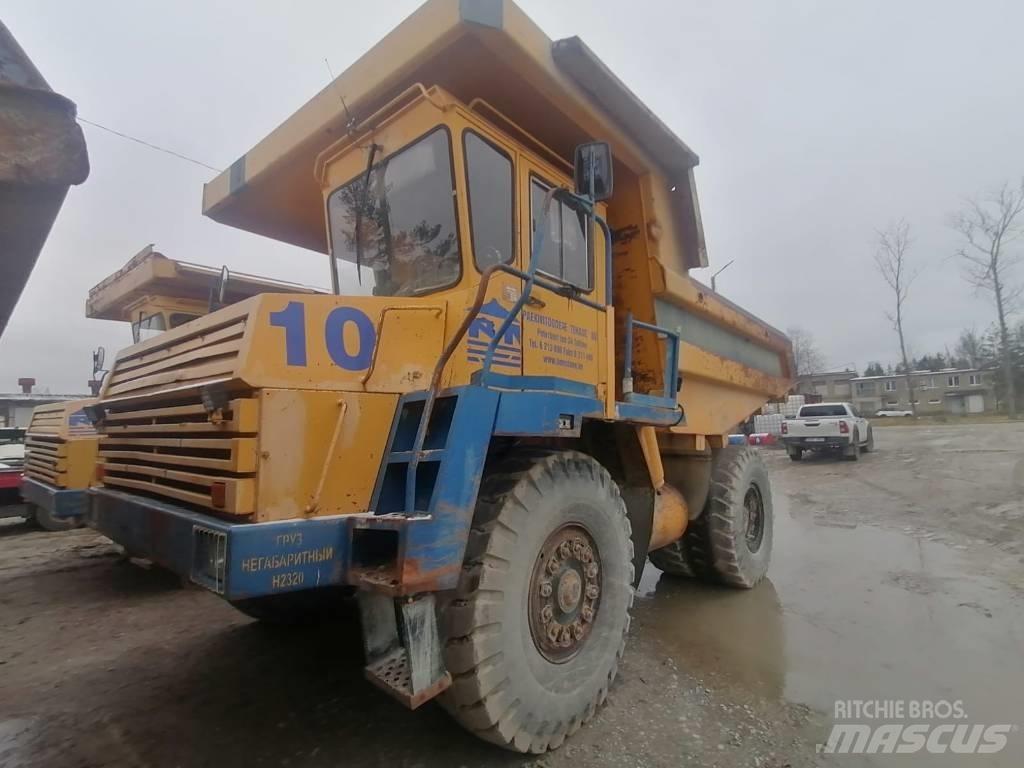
[{"xmin": 623, "ymin": 312, "xmax": 681, "ymax": 404}]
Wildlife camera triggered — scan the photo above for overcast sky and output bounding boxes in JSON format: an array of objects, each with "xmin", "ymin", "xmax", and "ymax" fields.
[{"xmin": 2, "ymin": 0, "xmax": 1021, "ymax": 392}]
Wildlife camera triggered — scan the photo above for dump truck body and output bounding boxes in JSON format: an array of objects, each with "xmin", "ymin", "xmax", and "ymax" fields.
[
  {"xmin": 0, "ymin": 21, "xmax": 89, "ymax": 338},
  {"xmin": 86, "ymin": 0, "xmax": 793, "ymax": 751},
  {"xmin": 21, "ymin": 248, "xmax": 325, "ymax": 529}
]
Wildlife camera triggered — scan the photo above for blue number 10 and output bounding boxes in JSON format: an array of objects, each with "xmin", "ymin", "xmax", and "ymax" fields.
[{"xmin": 269, "ymin": 301, "xmax": 376, "ymax": 371}]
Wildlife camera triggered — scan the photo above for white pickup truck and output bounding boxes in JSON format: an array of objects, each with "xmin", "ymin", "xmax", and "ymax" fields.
[{"xmin": 780, "ymin": 402, "xmax": 874, "ymax": 461}]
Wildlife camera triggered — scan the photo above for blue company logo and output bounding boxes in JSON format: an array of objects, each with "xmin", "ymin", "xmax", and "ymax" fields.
[{"xmin": 467, "ymin": 299, "xmax": 522, "ymax": 368}]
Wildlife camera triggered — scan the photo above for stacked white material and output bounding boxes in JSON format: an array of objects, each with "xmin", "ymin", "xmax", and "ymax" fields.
[
  {"xmin": 762, "ymin": 402, "xmax": 780, "ymax": 415},
  {"xmin": 754, "ymin": 413, "xmax": 785, "ymax": 435}
]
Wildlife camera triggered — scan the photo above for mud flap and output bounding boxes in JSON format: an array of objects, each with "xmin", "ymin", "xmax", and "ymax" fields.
[{"xmin": 358, "ymin": 592, "xmax": 451, "ymax": 709}]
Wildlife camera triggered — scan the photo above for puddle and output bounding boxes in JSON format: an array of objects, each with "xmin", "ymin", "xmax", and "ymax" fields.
[{"xmin": 634, "ymin": 501, "xmax": 1024, "ymax": 765}]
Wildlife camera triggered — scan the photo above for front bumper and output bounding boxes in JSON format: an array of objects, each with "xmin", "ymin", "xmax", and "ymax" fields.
[
  {"xmin": 88, "ymin": 488, "xmax": 352, "ymax": 600},
  {"xmin": 21, "ymin": 477, "xmax": 87, "ymax": 518},
  {"xmin": 782, "ymin": 436, "xmax": 851, "ymax": 450}
]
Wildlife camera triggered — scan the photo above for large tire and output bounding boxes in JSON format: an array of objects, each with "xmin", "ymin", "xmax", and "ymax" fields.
[
  {"xmin": 30, "ymin": 503, "xmax": 82, "ymax": 532},
  {"xmin": 788, "ymin": 447, "xmax": 803, "ymax": 461},
  {"xmin": 864, "ymin": 426, "xmax": 875, "ymax": 453},
  {"xmin": 653, "ymin": 446, "xmax": 773, "ymax": 589},
  {"xmin": 443, "ymin": 450, "xmax": 634, "ymax": 753}
]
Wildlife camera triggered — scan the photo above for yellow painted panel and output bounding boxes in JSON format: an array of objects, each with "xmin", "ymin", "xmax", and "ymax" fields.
[
  {"xmin": 255, "ymin": 389, "xmax": 398, "ymax": 522},
  {"xmin": 364, "ymin": 307, "xmax": 446, "ymax": 393}
]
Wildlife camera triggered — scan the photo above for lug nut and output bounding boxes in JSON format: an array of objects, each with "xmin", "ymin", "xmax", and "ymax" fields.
[
  {"xmin": 585, "ymin": 563, "xmax": 599, "ymax": 579},
  {"xmin": 560, "ymin": 627, "xmax": 572, "ymax": 646},
  {"xmin": 573, "ymin": 621, "xmax": 585, "ymax": 640},
  {"xmin": 540, "ymin": 604, "xmax": 554, "ymax": 623},
  {"xmin": 559, "ymin": 541, "xmax": 572, "ymax": 558},
  {"xmin": 539, "ymin": 580, "xmax": 553, "ymax": 597},
  {"xmin": 548, "ymin": 624, "xmax": 560, "ymax": 643},
  {"xmin": 581, "ymin": 605, "xmax": 594, "ymax": 622},
  {"xmin": 586, "ymin": 584, "xmax": 600, "ymax": 599},
  {"xmin": 547, "ymin": 558, "xmax": 559, "ymax": 574}
]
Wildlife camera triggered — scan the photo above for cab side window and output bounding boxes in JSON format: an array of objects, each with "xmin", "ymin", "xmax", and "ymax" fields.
[
  {"xmin": 464, "ymin": 132, "xmax": 514, "ymax": 271},
  {"xmin": 530, "ymin": 177, "xmax": 591, "ymax": 290}
]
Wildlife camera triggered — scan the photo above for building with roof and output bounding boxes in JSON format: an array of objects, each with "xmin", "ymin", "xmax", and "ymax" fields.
[
  {"xmin": 795, "ymin": 370, "xmax": 858, "ymax": 402},
  {"xmin": 851, "ymin": 369, "xmax": 995, "ymax": 415},
  {"xmin": 0, "ymin": 379, "xmax": 89, "ymax": 428}
]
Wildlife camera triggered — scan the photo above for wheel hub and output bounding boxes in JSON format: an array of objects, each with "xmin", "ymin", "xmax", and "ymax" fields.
[
  {"xmin": 744, "ymin": 484, "xmax": 765, "ymax": 552},
  {"xmin": 529, "ymin": 525, "xmax": 601, "ymax": 663}
]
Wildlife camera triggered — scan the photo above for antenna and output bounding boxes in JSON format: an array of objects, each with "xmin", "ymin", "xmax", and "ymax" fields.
[{"xmin": 324, "ymin": 57, "xmax": 356, "ymax": 134}]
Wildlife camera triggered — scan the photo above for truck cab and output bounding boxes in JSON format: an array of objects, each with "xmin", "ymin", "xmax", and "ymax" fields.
[{"xmin": 85, "ymin": 0, "xmax": 794, "ymax": 753}]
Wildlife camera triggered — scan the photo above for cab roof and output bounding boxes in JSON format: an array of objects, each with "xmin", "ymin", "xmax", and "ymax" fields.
[
  {"xmin": 202, "ymin": 0, "xmax": 703, "ymax": 261},
  {"xmin": 85, "ymin": 245, "xmax": 323, "ymax": 321}
]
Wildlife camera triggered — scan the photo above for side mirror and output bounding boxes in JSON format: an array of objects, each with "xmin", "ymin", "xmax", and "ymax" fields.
[
  {"xmin": 210, "ymin": 265, "xmax": 230, "ymax": 311},
  {"xmin": 574, "ymin": 141, "xmax": 614, "ymax": 202},
  {"xmin": 92, "ymin": 346, "xmax": 106, "ymax": 376}
]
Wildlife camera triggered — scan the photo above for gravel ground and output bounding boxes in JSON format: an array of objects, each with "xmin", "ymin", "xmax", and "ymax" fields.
[{"xmin": 1, "ymin": 423, "xmax": 1022, "ymax": 767}]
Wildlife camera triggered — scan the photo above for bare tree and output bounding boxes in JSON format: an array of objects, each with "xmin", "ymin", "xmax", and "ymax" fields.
[
  {"xmin": 954, "ymin": 328, "xmax": 984, "ymax": 369},
  {"xmin": 874, "ymin": 219, "xmax": 918, "ymax": 415},
  {"xmin": 787, "ymin": 326, "xmax": 826, "ymax": 376},
  {"xmin": 950, "ymin": 179, "xmax": 1024, "ymax": 417}
]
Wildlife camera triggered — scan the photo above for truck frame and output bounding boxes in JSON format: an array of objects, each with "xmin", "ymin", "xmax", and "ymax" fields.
[{"xmin": 84, "ymin": 0, "xmax": 793, "ymax": 752}]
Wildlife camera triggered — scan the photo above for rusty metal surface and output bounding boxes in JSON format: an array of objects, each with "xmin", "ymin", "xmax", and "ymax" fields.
[{"xmin": 0, "ymin": 20, "xmax": 89, "ymax": 337}]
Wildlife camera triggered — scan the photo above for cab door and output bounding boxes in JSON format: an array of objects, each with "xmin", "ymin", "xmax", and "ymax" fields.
[{"xmin": 517, "ymin": 160, "xmax": 607, "ymax": 396}]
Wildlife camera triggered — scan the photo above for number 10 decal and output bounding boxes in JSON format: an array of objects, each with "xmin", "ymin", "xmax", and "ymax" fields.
[{"xmin": 269, "ymin": 301, "xmax": 376, "ymax": 371}]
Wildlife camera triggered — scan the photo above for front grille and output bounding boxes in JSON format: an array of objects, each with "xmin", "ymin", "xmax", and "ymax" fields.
[
  {"xmin": 24, "ymin": 435, "xmax": 61, "ymax": 483},
  {"xmin": 24, "ymin": 402, "xmax": 94, "ymax": 488},
  {"xmin": 98, "ymin": 394, "xmax": 259, "ymax": 515},
  {"xmin": 104, "ymin": 316, "xmax": 247, "ymax": 399}
]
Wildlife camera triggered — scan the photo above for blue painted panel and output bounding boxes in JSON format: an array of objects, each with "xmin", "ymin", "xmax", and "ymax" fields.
[
  {"xmin": 402, "ymin": 386, "xmax": 500, "ymax": 590},
  {"xmin": 88, "ymin": 488, "xmax": 352, "ymax": 601},
  {"xmin": 226, "ymin": 517, "xmax": 351, "ymax": 599},
  {"xmin": 493, "ymin": 391, "xmax": 604, "ymax": 436},
  {"xmin": 475, "ymin": 371, "xmax": 598, "ymax": 398},
  {"xmin": 21, "ymin": 477, "xmax": 87, "ymax": 518},
  {"xmin": 624, "ymin": 391, "xmax": 677, "ymax": 408},
  {"xmin": 615, "ymin": 401, "xmax": 684, "ymax": 426}
]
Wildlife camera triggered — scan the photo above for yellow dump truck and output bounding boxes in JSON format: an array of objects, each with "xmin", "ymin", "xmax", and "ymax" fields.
[
  {"xmin": 20, "ymin": 246, "xmax": 322, "ymax": 530},
  {"xmin": 85, "ymin": 0, "xmax": 793, "ymax": 752}
]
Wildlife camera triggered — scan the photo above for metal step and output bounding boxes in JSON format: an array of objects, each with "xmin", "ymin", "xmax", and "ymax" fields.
[
  {"xmin": 364, "ymin": 647, "xmax": 451, "ymax": 710},
  {"xmin": 358, "ymin": 592, "xmax": 451, "ymax": 709}
]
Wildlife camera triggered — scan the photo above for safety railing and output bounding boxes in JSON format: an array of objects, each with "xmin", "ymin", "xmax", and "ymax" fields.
[{"xmin": 622, "ymin": 312, "xmax": 681, "ymax": 408}]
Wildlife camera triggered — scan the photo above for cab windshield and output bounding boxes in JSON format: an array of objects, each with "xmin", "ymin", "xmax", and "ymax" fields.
[
  {"xmin": 327, "ymin": 128, "xmax": 461, "ymax": 297},
  {"xmin": 132, "ymin": 312, "xmax": 166, "ymax": 343}
]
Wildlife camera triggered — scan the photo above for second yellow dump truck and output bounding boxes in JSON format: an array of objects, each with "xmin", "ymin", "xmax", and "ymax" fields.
[
  {"xmin": 20, "ymin": 246, "xmax": 322, "ymax": 530},
  {"xmin": 85, "ymin": 0, "xmax": 793, "ymax": 752}
]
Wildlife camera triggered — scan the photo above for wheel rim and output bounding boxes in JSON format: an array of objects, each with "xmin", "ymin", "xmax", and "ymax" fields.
[
  {"xmin": 743, "ymin": 485, "xmax": 765, "ymax": 552},
  {"xmin": 528, "ymin": 523, "xmax": 601, "ymax": 664}
]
